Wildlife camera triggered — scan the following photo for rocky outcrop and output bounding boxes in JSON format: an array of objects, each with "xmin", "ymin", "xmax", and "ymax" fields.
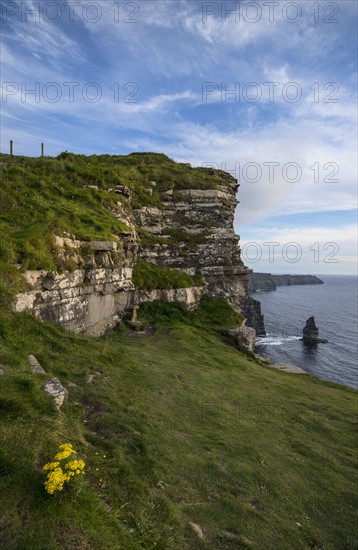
[
  {"xmin": 15, "ymin": 243, "xmax": 135, "ymax": 336},
  {"xmin": 238, "ymin": 295, "xmax": 266, "ymax": 336},
  {"xmin": 248, "ymin": 273, "xmax": 324, "ymax": 293},
  {"xmin": 227, "ymin": 325, "xmax": 256, "ymax": 352},
  {"xmin": 302, "ymin": 317, "xmax": 328, "ymax": 344},
  {"xmin": 44, "ymin": 378, "xmax": 68, "ymax": 409}
]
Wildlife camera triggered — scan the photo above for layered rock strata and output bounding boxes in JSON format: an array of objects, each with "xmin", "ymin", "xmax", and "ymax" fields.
[{"xmin": 14, "ymin": 171, "xmax": 264, "ymax": 336}]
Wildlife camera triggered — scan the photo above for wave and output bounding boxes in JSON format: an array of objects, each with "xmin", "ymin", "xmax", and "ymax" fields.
[{"xmin": 256, "ymin": 335, "xmax": 302, "ymax": 347}]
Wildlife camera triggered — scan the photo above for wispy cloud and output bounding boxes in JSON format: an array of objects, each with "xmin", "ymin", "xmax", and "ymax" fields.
[{"xmin": 1, "ymin": 0, "xmax": 357, "ymax": 272}]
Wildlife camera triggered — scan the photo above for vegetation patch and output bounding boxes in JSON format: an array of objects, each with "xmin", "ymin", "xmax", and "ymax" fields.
[
  {"xmin": 139, "ymin": 297, "xmax": 244, "ymax": 330},
  {"xmin": 132, "ymin": 259, "xmax": 204, "ymax": 290}
]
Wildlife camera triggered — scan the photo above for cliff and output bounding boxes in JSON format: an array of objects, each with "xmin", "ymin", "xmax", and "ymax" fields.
[
  {"xmin": 0, "ymin": 152, "xmax": 264, "ymax": 336},
  {"xmin": 248, "ymin": 273, "xmax": 324, "ymax": 293}
]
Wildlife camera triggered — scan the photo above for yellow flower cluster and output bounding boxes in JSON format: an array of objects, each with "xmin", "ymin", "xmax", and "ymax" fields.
[
  {"xmin": 43, "ymin": 443, "xmax": 85, "ymax": 495},
  {"xmin": 54, "ymin": 443, "xmax": 76, "ymax": 461},
  {"xmin": 65, "ymin": 459, "xmax": 85, "ymax": 472},
  {"xmin": 43, "ymin": 461, "xmax": 60, "ymax": 471}
]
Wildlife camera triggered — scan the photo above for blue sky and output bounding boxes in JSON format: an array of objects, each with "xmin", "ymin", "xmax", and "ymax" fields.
[{"xmin": 1, "ymin": 0, "xmax": 357, "ymax": 274}]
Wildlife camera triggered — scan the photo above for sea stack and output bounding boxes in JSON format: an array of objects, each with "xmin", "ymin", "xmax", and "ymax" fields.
[{"xmin": 302, "ymin": 317, "xmax": 328, "ymax": 344}]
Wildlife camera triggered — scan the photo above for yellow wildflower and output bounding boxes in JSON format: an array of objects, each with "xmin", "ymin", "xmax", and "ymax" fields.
[
  {"xmin": 43, "ymin": 461, "xmax": 60, "ymax": 471},
  {"xmin": 65, "ymin": 459, "xmax": 85, "ymax": 471}
]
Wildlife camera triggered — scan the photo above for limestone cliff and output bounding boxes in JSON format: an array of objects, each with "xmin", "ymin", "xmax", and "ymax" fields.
[
  {"xmin": 248, "ymin": 273, "xmax": 324, "ymax": 293},
  {"xmin": 9, "ymin": 154, "xmax": 264, "ymax": 337},
  {"xmin": 134, "ymin": 175, "xmax": 264, "ymax": 334}
]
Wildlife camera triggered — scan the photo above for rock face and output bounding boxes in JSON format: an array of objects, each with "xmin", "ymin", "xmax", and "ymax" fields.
[
  {"xmin": 238, "ymin": 295, "xmax": 265, "ymax": 336},
  {"xmin": 302, "ymin": 317, "xmax": 328, "ymax": 344},
  {"xmin": 248, "ymin": 273, "xmax": 324, "ymax": 293},
  {"xmin": 13, "ymin": 169, "xmax": 264, "ymax": 337},
  {"xmin": 227, "ymin": 325, "xmax": 256, "ymax": 352},
  {"xmin": 134, "ymin": 176, "xmax": 264, "ymax": 335}
]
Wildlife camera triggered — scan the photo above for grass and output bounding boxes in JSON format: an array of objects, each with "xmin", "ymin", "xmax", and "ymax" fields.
[
  {"xmin": 0, "ymin": 301, "xmax": 357, "ymax": 549},
  {"xmin": 132, "ymin": 260, "xmax": 204, "ymax": 290}
]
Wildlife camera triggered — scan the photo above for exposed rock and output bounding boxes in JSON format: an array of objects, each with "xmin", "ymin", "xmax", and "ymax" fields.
[
  {"xmin": 0, "ymin": 368, "xmax": 5, "ymax": 376},
  {"xmin": 248, "ymin": 273, "xmax": 277, "ymax": 293},
  {"xmin": 28, "ymin": 354, "xmax": 46, "ymax": 374},
  {"xmin": 44, "ymin": 378, "xmax": 68, "ymax": 409},
  {"xmin": 228, "ymin": 325, "xmax": 256, "ymax": 352},
  {"xmin": 239, "ymin": 295, "xmax": 265, "ymax": 336},
  {"xmin": 138, "ymin": 287, "xmax": 203, "ymax": 310},
  {"xmin": 113, "ymin": 185, "xmax": 132, "ymax": 199},
  {"xmin": 88, "ymin": 241, "xmax": 117, "ymax": 252},
  {"xmin": 302, "ymin": 317, "xmax": 328, "ymax": 344},
  {"xmin": 189, "ymin": 522, "xmax": 205, "ymax": 540}
]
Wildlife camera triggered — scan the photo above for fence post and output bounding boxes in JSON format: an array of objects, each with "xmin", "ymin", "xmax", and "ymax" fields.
[
  {"xmin": 10, "ymin": 140, "xmax": 13, "ymax": 156},
  {"xmin": 41, "ymin": 143, "xmax": 44, "ymax": 157}
]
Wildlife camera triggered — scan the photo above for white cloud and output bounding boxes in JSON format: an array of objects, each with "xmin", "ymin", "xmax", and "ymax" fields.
[{"xmin": 240, "ymin": 224, "xmax": 357, "ymax": 275}]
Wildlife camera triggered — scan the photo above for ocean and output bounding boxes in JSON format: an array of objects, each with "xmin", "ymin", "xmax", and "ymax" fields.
[{"xmin": 253, "ymin": 275, "xmax": 358, "ymax": 389}]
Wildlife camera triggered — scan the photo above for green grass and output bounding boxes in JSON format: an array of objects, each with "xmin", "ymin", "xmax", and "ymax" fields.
[
  {"xmin": 132, "ymin": 260, "xmax": 204, "ymax": 290},
  {"xmin": 0, "ymin": 302, "xmax": 357, "ymax": 549}
]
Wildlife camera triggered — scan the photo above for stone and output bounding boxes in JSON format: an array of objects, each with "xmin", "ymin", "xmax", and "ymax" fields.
[
  {"xmin": 228, "ymin": 325, "xmax": 256, "ymax": 352},
  {"xmin": 44, "ymin": 378, "xmax": 68, "ymax": 409},
  {"xmin": 0, "ymin": 368, "xmax": 5, "ymax": 376},
  {"xmin": 88, "ymin": 241, "xmax": 117, "ymax": 252},
  {"xmin": 189, "ymin": 522, "xmax": 205, "ymax": 540},
  {"xmin": 114, "ymin": 185, "xmax": 132, "ymax": 198},
  {"xmin": 302, "ymin": 317, "xmax": 328, "ymax": 344},
  {"xmin": 28, "ymin": 354, "xmax": 46, "ymax": 374}
]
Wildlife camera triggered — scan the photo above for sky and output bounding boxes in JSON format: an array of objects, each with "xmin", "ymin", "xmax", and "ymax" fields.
[{"xmin": 1, "ymin": 0, "xmax": 357, "ymax": 274}]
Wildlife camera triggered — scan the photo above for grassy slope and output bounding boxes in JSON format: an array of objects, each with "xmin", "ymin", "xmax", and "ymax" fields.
[{"xmin": 0, "ymin": 303, "xmax": 357, "ymax": 550}]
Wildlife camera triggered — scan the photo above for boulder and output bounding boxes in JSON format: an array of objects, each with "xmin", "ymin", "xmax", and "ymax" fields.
[
  {"xmin": 228, "ymin": 325, "xmax": 256, "ymax": 352},
  {"xmin": 28, "ymin": 354, "xmax": 46, "ymax": 374},
  {"xmin": 44, "ymin": 378, "xmax": 68, "ymax": 409}
]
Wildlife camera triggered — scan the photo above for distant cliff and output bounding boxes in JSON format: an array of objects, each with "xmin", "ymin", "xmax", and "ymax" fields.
[{"xmin": 248, "ymin": 273, "xmax": 324, "ymax": 293}]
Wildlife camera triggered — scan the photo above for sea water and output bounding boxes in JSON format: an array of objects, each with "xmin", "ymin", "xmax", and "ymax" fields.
[{"xmin": 253, "ymin": 275, "xmax": 358, "ymax": 389}]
